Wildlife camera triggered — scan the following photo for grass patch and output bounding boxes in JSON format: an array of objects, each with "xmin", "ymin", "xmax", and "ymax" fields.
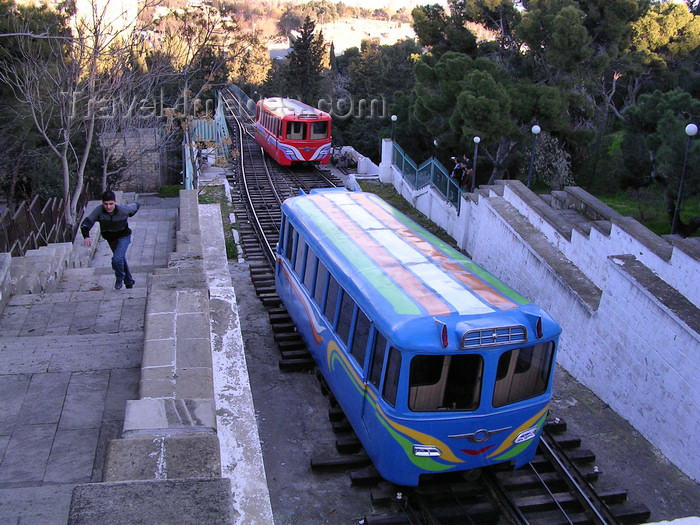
[
  {"xmin": 198, "ymin": 184, "xmax": 239, "ymax": 259},
  {"xmin": 358, "ymin": 180, "xmax": 457, "ymax": 248},
  {"xmin": 158, "ymin": 184, "xmax": 182, "ymax": 198},
  {"xmin": 598, "ymin": 188, "xmax": 699, "ymax": 237}
]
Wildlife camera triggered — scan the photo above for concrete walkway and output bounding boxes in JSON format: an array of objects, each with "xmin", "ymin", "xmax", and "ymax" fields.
[{"xmin": 0, "ymin": 195, "xmax": 178, "ymax": 524}]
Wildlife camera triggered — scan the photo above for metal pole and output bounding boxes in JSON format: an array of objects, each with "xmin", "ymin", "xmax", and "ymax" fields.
[
  {"xmin": 527, "ymin": 125, "xmax": 541, "ymax": 189},
  {"xmin": 671, "ymin": 124, "xmax": 698, "ymax": 234},
  {"xmin": 472, "ymin": 136, "xmax": 480, "ymax": 192}
]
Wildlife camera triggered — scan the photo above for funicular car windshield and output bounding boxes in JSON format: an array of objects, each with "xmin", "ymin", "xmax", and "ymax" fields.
[
  {"xmin": 406, "ymin": 341, "xmax": 555, "ymax": 412},
  {"xmin": 493, "ymin": 342, "xmax": 554, "ymax": 407},
  {"xmin": 408, "ymin": 354, "xmax": 483, "ymax": 411},
  {"xmin": 310, "ymin": 121, "xmax": 329, "ymax": 140}
]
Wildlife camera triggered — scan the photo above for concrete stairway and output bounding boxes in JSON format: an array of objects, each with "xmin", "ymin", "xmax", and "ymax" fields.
[{"xmin": 0, "ymin": 195, "xmax": 178, "ymax": 524}]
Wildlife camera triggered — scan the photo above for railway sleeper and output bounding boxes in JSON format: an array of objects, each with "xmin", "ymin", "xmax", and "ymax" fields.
[
  {"xmin": 331, "ymin": 420, "xmax": 352, "ymax": 433},
  {"xmin": 245, "ymin": 254, "xmax": 268, "ymax": 264},
  {"xmin": 261, "ymin": 296, "xmax": 282, "ymax": 308},
  {"xmin": 268, "ymin": 312, "xmax": 292, "ymax": 323},
  {"xmin": 544, "ymin": 418, "xmax": 568, "ymax": 434},
  {"xmin": 363, "ymin": 501, "xmax": 498, "ymax": 525},
  {"xmin": 530, "ymin": 448, "xmax": 596, "ymax": 469},
  {"xmin": 278, "ymin": 357, "xmax": 315, "ymax": 372},
  {"xmin": 248, "ymin": 263, "xmax": 270, "ymax": 273},
  {"xmin": 497, "ymin": 468, "xmax": 599, "ymax": 491},
  {"xmin": 310, "ymin": 452, "xmax": 371, "ymax": 471},
  {"xmin": 520, "ymin": 499, "xmax": 649, "ymax": 525},
  {"xmin": 550, "ymin": 433, "xmax": 583, "ymax": 449},
  {"xmin": 370, "ymin": 485, "xmax": 398, "ymax": 505},
  {"xmin": 335, "ymin": 435, "xmax": 362, "ymax": 454},
  {"xmin": 350, "ymin": 468, "xmax": 383, "ymax": 488},
  {"xmin": 270, "ymin": 321, "xmax": 296, "ymax": 333},
  {"xmin": 414, "ymin": 480, "xmax": 487, "ymax": 501},
  {"xmin": 521, "ymin": 508, "xmax": 602, "ymax": 525},
  {"xmin": 276, "ymin": 339, "xmax": 307, "ymax": 352},
  {"xmin": 327, "ymin": 406, "xmax": 345, "ymax": 422},
  {"xmin": 254, "ymin": 285, "xmax": 277, "ymax": 296},
  {"xmin": 515, "ymin": 488, "xmax": 629, "ymax": 514},
  {"xmin": 273, "ymin": 331, "xmax": 301, "ymax": 343},
  {"xmin": 423, "ymin": 502, "xmax": 497, "ymax": 525},
  {"xmin": 610, "ymin": 502, "xmax": 651, "ymax": 524},
  {"xmin": 250, "ymin": 275, "xmax": 275, "ymax": 287},
  {"xmin": 279, "ymin": 349, "xmax": 311, "ymax": 362}
]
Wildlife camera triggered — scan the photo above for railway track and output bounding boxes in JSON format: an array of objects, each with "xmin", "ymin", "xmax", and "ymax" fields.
[
  {"xmin": 220, "ymin": 86, "xmax": 650, "ymax": 525},
  {"xmin": 313, "ymin": 408, "xmax": 650, "ymax": 524},
  {"xmin": 221, "ymin": 87, "xmax": 341, "ymax": 371}
]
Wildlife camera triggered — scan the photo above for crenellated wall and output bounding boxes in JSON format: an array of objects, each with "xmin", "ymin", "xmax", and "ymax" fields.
[{"xmin": 382, "ymin": 145, "xmax": 700, "ymax": 482}]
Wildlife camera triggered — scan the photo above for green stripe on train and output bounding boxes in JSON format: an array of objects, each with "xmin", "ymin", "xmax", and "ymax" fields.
[
  {"xmin": 372, "ymin": 196, "xmax": 531, "ymax": 306},
  {"xmin": 297, "ymin": 199, "xmax": 422, "ymax": 316}
]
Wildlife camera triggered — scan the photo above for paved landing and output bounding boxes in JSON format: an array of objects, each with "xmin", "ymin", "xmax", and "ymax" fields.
[{"xmin": 0, "ymin": 196, "xmax": 177, "ymax": 525}]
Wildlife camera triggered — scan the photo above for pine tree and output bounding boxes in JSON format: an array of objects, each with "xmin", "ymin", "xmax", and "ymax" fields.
[{"xmin": 286, "ymin": 16, "xmax": 328, "ymax": 105}]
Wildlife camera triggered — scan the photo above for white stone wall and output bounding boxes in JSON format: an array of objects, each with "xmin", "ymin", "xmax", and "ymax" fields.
[
  {"xmin": 383, "ymin": 160, "xmax": 700, "ymax": 482},
  {"xmin": 586, "ymin": 258, "xmax": 699, "ymax": 470},
  {"xmin": 502, "ymin": 185, "xmax": 700, "ymax": 306}
]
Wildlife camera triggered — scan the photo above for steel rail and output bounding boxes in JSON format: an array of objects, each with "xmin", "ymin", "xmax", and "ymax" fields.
[
  {"xmin": 539, "ymin": 432, "xmax": 621, "ymax": 525},
  {"xmin": 481, "ymin": 468, "xmax": 530, "ymax": 524},
  {"xmin": 226, "ymin": 96, "xmax": 276, "ymax": 266}
]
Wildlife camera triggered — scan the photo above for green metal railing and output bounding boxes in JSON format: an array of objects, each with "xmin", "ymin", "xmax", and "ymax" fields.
[
  {"xmin": 182, "ymin": 92, "xmax": 234, "ymax": 189},
  {"xmin": 391, "ymin": 142, "xmax": 462, "ymax": 213}
]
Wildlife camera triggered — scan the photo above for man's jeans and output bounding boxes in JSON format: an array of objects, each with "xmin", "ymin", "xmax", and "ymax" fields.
[{"xmin": 107, "ymin": 235, "xmax": 133, "ymax": 285}]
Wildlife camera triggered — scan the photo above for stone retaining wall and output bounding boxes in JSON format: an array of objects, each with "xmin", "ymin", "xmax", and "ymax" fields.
[
  {"xmin": 106, "ymin": 189, "xmax": 272, "ymax": 523},
  {"xmin": 385, "ymin": 158, "xmax": 700, "ymax": 482}
]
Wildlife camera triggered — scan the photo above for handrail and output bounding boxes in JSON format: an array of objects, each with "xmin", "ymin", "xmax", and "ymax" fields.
[{"xmin": 391, "ymin": 142, "xmax": 462, "ymax": 213}]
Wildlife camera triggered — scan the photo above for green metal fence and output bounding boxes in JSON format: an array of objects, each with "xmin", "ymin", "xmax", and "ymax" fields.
[
  {"xmin": 227, "ymin": 84, "xmax": 256, "ymax": 116},
  {"xmin": 392, "ymin": 142, "xmax": 462, "ymax": 213}
]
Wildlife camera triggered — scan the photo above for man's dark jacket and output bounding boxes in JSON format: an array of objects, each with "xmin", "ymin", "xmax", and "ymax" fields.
[{"xmin": 80, "ymin": 202, "xmax": 140, "ymax": 242}]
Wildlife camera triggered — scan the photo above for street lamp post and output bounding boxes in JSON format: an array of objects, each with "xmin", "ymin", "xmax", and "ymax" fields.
[
  {"xmin": 671, "ymin": 123, "xmax": 698, "ymax": 235},
  {"xmin": 471, "ymin": 136, "xmax": 480, "ymax": 192},
  {"xmin": 527, "ymin": 125, "xmax": 541, "ymax": 188},
  {"xmin": 391, "ymin": 114, "xmax": 397, "ymax": 141}
]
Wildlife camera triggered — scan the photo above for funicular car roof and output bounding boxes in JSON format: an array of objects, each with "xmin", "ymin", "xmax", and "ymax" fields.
[
  {"xmin": 282, "ymin": 189, "xmax": 548, "ymax": 350},
  {"xmin": 260, "ymin": 97, "xmax": 329, "ymax": 120}
]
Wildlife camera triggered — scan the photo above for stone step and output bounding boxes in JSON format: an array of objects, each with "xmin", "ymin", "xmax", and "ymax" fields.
[
  {"xmin": 6, "ymin": 286, "xmax": 147, "ymax": 306},
  {"xmin": 69, "ymin": 478, "xmax": 233, "ymax": 524},
  {"xmin": 0, "ymin": 331, "xmax": 143, "ymax": 374},
  {"xmin": 123, "ymin": 398, "xmax": 216, "ymax": 435},
  {"xmin": 0, "ymin": 290, "xmax": 146, "ymax": 338}
]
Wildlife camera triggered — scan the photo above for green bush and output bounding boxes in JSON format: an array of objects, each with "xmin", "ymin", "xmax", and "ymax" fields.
[{"xmin": 158, "ymin": 185, "xmax": 182, "ymax": 198}]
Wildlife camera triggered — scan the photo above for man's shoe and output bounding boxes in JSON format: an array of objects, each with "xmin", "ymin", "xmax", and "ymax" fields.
[
  {"xmin": 125, "ymin": 281, "xmax": 134, "ymax": 289},
  {"xmin": 114, "ymin": 280, "xmax": 123, "ymax": 290}
]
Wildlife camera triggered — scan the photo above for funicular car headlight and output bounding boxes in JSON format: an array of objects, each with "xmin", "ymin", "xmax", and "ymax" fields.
[
  {"xmin": 514, "ymin": 426, "xmax": 538, "ymax": 444},
  {"xmin": 413, "ymin": 445, "xmax": 442, "ymax": 457}
]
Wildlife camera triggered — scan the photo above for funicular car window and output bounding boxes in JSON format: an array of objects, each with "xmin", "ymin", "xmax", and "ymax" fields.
[
  {"xmin": 369, "ymin": 331, "xmax": 387, "ymax": 389},
  {"xmin": 303, "ymin": 251, "xmax": 317, "ymax": 292},
  {"xmin": 285, "ymin": 226, "xmax": 296, "ymax": 262},
  {"xmin": 310, "ymin": 121, "xmax": 328, "ymax": 140},
  {"xmin": 350, "ymin": 308, "xmax": 370, "ymax": 366},
  {"xmin": 294, "ymin": 237, "xmax": 306, "ymax": 276},
  {"xmin": 336, "ymin": 290, "xmax": 355, "ymax": 345},
  {"xmin": 408, "ymin": 355, "xmax": 483, "ymax": 411},
  {"xmin": 382, "ymin": 347, "xmax": 401, "ymax": 407},
  {"xmin": 493, "ymin": 342, "xmax": 554, "ymax": 408},
  {"xmin": 324, "ymin": 274, "xmax": 340, "ymax": 323},
  {"xmin": 313, "ymin": 262, "xmax": 328, "ymax": 306},
  {"xmin": 287, "ymin": 121, "xmax": 307, "ymax": 140}
]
